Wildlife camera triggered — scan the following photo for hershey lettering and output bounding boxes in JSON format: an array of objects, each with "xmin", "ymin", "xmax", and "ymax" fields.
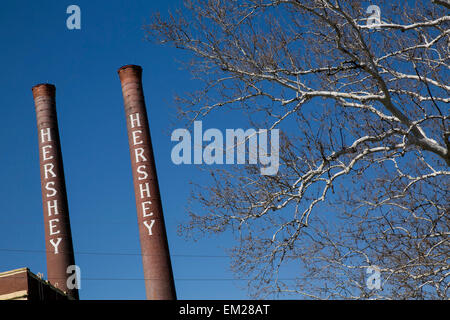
[
  {"xmin": 129, "ymin": 113, "xmax": 155, "ymax": 236},
  {"xmin": 40, "ymin": 127, "xmax": 63, "ymax": 254}
]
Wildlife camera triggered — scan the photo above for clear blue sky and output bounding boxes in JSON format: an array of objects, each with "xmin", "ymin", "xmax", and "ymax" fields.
[{"xmin": 0, "ymin": 0, "xmax": 253, "ymax": 300}]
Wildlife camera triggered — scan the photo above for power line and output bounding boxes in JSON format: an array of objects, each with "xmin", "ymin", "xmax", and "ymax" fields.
[
  {"xmin": 0, "ymin": 220, "xmax": 182, "ymax": 224},
  {"xmin": 3, "ymin": 276, "xmax": 338, "ymax": 281},
  {"xmin": 81, "ymin": 278, "xmax": 318, "ymax": 281},
  {"xmin": 0, "ymin": 248, "xmax": 229, "ymax": 258}
]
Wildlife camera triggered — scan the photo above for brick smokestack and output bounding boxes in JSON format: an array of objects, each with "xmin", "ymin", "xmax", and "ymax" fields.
[
  {"xmin": 32, "ymin": 84, "xmax": 79, "ymax": 300},
  {"xmin": 117, "ymin": 65, "xmax": 176, "ymax": 300}
]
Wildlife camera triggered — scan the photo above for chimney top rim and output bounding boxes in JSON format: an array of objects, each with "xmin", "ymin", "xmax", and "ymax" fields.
[
  {"xmin": 117, "ymin": 65, "xmax": 143, "ymax": 74},
  {"xmin": 31, "ymin": 83, "xmax": 56, "ymax": 91}
]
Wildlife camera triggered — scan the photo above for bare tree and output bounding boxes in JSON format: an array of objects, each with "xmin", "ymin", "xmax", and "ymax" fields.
[{"xmin": 146, "ymin": 0, "xmax": 449, "ymax": 299}]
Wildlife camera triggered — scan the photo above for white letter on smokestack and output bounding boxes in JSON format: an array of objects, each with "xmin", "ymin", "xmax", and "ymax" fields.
[
  {"xmin": 135, "ymin": 148, "xmax": 147, "ymax": 163},
  {"xmin": 47, "ymin": 200, "xmax": 60, "ymax": 216},
  {"xmin": 130, "ymin": 113, "xmax": 141, "ymax": 128},
  {"xmin": 45, "ymin": 181, "xmax": 57, "ymax": 197},
  {"xmin": 142, "ymin": 201, "xmax": 153, "ymax": 217},
  {"xmin": 44, "ymin": 163, "xmax": 56, "ymax": 179},
  {"xmin": 42, "ymin": 145, "xmax": 54, "ymax": 161},
  {"xmin": 139, "ymin": 183, "xmax": 151, "ymax": 199},
  {"xmin": 137, "ymin": 165, "xmax": 148, "ymax": 180},
  {"xmin": 143, "ymin": 220, "xmax": 156, "ymax": 235},
  {"xmin": 41, "ymin": 128, "xmax": 52, "ymax": 143},
  {"xmin": 132, "ymin": 130, "xmax": 143, "ymax": 145},
  {"xmin": 50, "ymin": 238, "xmax": 62, "ymax": 254},
  {"xmin": 49, "ymin": 219, "xmax": 60, "ymax": 235}
]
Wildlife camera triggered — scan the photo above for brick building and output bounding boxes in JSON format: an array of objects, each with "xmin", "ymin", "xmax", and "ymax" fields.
[{"xmin": 0, "ymin": 267, "xmax": 69, "ymax": 300}]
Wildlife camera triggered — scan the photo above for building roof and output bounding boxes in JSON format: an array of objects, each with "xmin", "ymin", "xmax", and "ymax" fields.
[{"xmin": 0, "ymin": 267, "xmax": 69, "ymax": 300}]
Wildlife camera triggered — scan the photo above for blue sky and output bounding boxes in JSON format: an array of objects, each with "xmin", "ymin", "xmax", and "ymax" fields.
[{"xmin": 0, "ymin": 0, "xmax": 255, "ymax": 299}]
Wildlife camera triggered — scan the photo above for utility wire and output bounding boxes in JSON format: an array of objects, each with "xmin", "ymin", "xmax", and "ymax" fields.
[
  {"xmin": 80, "ymin": 276, "xmax": 341, "ymax": 281},
  {"xmin": 0, "ymin": 249, "xmax": 350, "ymax": 281},
  {"xmin": 3, "ymin": 276, "xmax": 341, "ymax": 281},
  {"xmin": 0, "ymin": 248, "xmax": 229, "ymax": 258}
]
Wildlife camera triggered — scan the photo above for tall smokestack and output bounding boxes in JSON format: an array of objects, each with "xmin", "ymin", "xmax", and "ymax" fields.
[
  {"xmin": 117, "ymin": 65, "xmax": 176, "ymax": 300},
  {"xmin": 32, "ymin": 84, "xmax": 78, "ymax": 300}
]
